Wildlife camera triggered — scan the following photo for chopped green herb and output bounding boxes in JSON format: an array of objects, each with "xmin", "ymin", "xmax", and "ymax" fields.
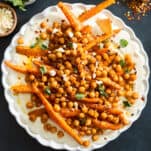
[
  {"xmin": 67, "ymin": 42, "xmax": 73, "ymax": 49},
  {"xmin": 30, "ymin": 37, "xmax": 41, "ymax": 48},
  {"xmin": 119, "ymin": 59, "xmax": 126, "ymax": 67},
  {"xmin": 40, "ymin": 66, "xmax": 47, "ymax": 75},
  {"xmin": 74, "ymin": 67, "xmax": 78, "ymax": 73},
  {"xmin": 120, "ymin": 39, "xmax": 128, "ymax": 48},
  {"xmin": 44, "ymin": 87, "xmax": 51, "ymax": 95},
  {"xmin": 41, "ymin": 44, "xmax": 48, "ymax": 50},
  {"xmin": 79, "ymin": 118, "xmax": 86, "ymax": 125},
  {"xmin": 75, "ymin": 93, "xmax": 85, "ymax": 100},
  {"xmin": 123, "ymin": 101, "xmax": 131, "ymax": 107},
  {"xmin": 98, "ymin": 84, "xmax": 108, "ymax": 97},
  {"xmin": 125, "ymin": 68, "xmax": 131, "ymax": 73}
]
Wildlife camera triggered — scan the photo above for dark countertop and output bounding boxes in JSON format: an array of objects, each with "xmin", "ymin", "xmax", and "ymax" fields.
[{"xmin": 0, "ymin": 0, "xmax": 151, "ymax": 151}]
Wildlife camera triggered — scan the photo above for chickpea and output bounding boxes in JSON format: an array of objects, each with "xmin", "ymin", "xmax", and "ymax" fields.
[
  {"xmin": 59, "ymin": 37, "xmax": 65, "ymax": 44},
  {"xmin": 48, "ymin": 53, "xmax": 56, "ymax": 61},
  {"xmin": 53, "ymin": 21, "xmax": 59, "ymax": 28},
  {"xmin": 42, "ymin": 76, "xmax": 47, "ymax": 82},
  {"xmin": 79, "ymin": 131, "xmax": 85, "ymax": 137},
  {"xmin": 67, "ymin": 86, "xmax": 73, "ymax": 94},
  {"xmin": 113, "ymin": 117, "xmax": 119, "ymax": 124},
  {"xmin": 54, "ymin": 104, "xmax": 61, "ymax": 112},
  {"xmin": 91, "ymin": 81, "xmax": 97, "ymax": 89},
  {"xmin": 50, "ymin": 126, "xmax": 57, "ymax": 133},
  {"xmin": 96, "ymin": 70, "xmax": 101, "ymax": 77},
  {"xmin": 92, "ymin": 135, "xmax": 99, "ymax": 141},
  {"xmin": 115, "ymin": 55, "xmax": 121, "ymax": 62},
  {"xmin": 66, "ymin": 118, "xmax": 72, "ymax": 125},
  {"xmin": 102, "ymin": 53, "xmax": 109, "ymax": 60},
  {"xmin": 65, "ymin": 61, "xmax": 72, "ymax": 69},
  {"xmin": 116, "ymin": 65, "xmax": 122, "ymax": 72},
  {"xmin": 57, "ymin": 131, "xmax": 64, "ymax": 138},
  {"xmin": 106, "ymin": 89, "xmax": 111, "ymax": 94},
  {"xmin": 73, "ymin": 120, "xmax": 80, "ymax": 127},
  {"xmin": 79, "ymin": 86, "xmax": 85, "ymax": 93},
  {"xmin": 101, "ymin": 70, "xmax": 108, "ymax": 77},
  {"xmin": 46, "ymin": 27, "xmax": 52, "ymax": 34},
  {"xmin": 64, "ymin": 81, "xmax": 71, "ymax": 87},
  {"xmin": 132, "ymin": 92, "xmax": 139, "ymax": 99},
  {"xmin": 82, "ymin": 38, "xmax": 88, "ymax": 44},
  {"xmin": 17, "ymin": 37, "xmax": 24, "ymax": 44},
  {"xmin": 94, "ymin": 111, "xmax": 99, "ymax": 118},
  {"xmin": 89, "ymin": 57, "xmax": 96, "ymax": 64},
  {"xmin": 40, "ymin": 21, "xmax": 47, "ymax": 28},
  {"xmin": 124, "ymin": 73, "xmax": 130, "ymax": 80},
  {"xmin": 41, "ymin": 113, "xmax": 48, "ymax": 123},
  {"xmin": 89, "ymin": 91, "xmax": 95, "ymax": 98},
  {"xmin": 108, "ymin": 114, "xmax": 114, "ymax": 121},
  {"xmin": 56, "ymin": 52, "xmax": 62, "ymax": 58},
  {"xmin": 68, "ymin": 101, "xmax": 73, "ymax": 108},
  {"xmin": 85, "ymin": 118, "xmax": 91, "ymax": 126},
  {"xmin": 64, "ymin": 69, "xmax": 70, "ymax": 75},
  {"xmin": 96, "ymin": 55, "xmax": 102, "ymax": 61},
  {"xmin": 29, "ymin": 74, "xmax": 35, "ymax": 81},
  {"xmin": 29, "ymin": 114, "xmax": 36, "ymax": 122},
  {"xmin": 26, "ymin": 101, "xmax": 33, "ymax": 109},
  {"xmin": 43, "ymin": 123, "xmax": 52, "ymax": 131},
  {"xmin": 58, "ymin": 88, "xmax": 64, "ymax": 94},
  {"xmin": 91, "ymin": 128, "xmax": 97, "ymax": 135},
  {"xmin": 130, "ymin": 74, "xmax": 137, "ymax": 81},
  {"xmin": 113, "ymin": 75, "xmax": 118, "ymax": 82},
  {"xmin": 40, "ymin": 32, "xmax": 47, "ymax": 40},
  {"xmin": 75, "ymin": 31, "xmax": 82, "ymax": 38},
  {"xmin": 86, "ymin": 129, "xmax": 91, "ymax": 135},
  {"xmin": 88, "ymin": 109, "xmax": 94, "ymax": 117},
  {"xmin": 82, "ymin": 106, "xmax": 88, "ymax": 113},
  {"xmin": 51, "ymin": 80, "xmax": 58, "ymax": 88},
  {"xmin": 61, "ymin": 101, "xmax": 67, "ymax": 108},
  {"xmin": 83, "ymin": 140, "xmax": 90, "ymax": 147},
  {"xmin": 85, "ymin": 75, "xmax": 92, "ymax": 81},
  {"xmin": 79, "ymin": 113, "xmax": 85, "ymax": 118},
  {"xmin": 125, "ymin": 84, "xmax": 131, "ymax": 91},
  {"xmin": 112, "ymin": 102, "xmax": 118, "ymax": 108},
  {"xmin": 101, "ymin": 112, "xmax": 107, "ymax": 120}
]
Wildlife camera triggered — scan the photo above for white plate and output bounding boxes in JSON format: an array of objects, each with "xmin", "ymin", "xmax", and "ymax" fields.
[{"xmin": 1, "ymin": 3, "xmax": 150, "ymax": 151}]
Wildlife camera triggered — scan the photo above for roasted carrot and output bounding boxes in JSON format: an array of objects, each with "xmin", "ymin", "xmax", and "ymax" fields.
[
  {"xmin": 32, "ymin": 84, "xmax": 84, "ymax": 145},
  {"xmin": 78, "ymin": 0, "xmax": 115, "ymax": 22},
  {"xmin": 11, "ymin": 84, "xmax": 34, "ymax": 93},
  {"xmin": 33, "ymin": 60, "xmax": 56, "ymax": 71},
  {"xmin": 4, "ymin": 61, "xmax": 39, "ymax": 74},
  {"xmin": 76, "ymin": 98, "xmax": 102, "ymax": 103},
  {"xmin": 58, "ymin": 2, "xmax": 82, "ymax": 31},
  {"xmin": 96, "ymin": 18, "xmax": 112, "ymax": 34},
  {"xmin": 86, "ymin": 104, "xmax": 107, "ymax": 111},
  {"xmin": 93, "ymin": 119, "xmax": 122, "ymax": 130},
  {"xmin": 95, "ymin": 48, "xmax": 108, "ymax": 55},
  {"xmin": 28, "ymin": 108, "xmax": 46, "ymax": 116},
  {"xmin": 60, "ymin": 108, "xmax": 80, "ymax": 117},
  {"xmin": 98, "ymin": 77, "xmax": 121, "ymax": 89},
  {"xmin": 81, "ymin": 25, "xmax": 92, "ymax": 34},
  {"xmin": 16, "ymin": 46, "xmax": 48, "ymax": 57},
  {"xmin": 84, "ymin": 29, "xmax": 121, "ymax": 51},
  {"xmin": 108, "ymin": 108, "xmax": 123, "ymax": 115}
]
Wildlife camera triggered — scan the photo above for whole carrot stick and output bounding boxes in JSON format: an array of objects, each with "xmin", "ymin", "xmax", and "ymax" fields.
[
  {"xmin": 79, "ymin": 0, "xmax": 115, "ymax": 22},
  {"xmin": 60, "ymin": 108, "xmax": 80, "ymax": 117},
  {"xmin": 93, "ymin": 119, "xmax": 122, "ymax": 130},
  {"xmin": 32, "ymin": 84, "xmax": 84, "ymax": 146},
  {"xmin": 11, "ymin": 84, "xmax": 34, "ymax": 93},
  {"xmin": 4, "ymin": 61, "xmax": 39, "ymax": 74},
  {"xmin": 58, "ymin": 2, "xmax": 82, "ymax": 31},
  {"xmin": 16, "ymin": 46, "xmax": 48, "ymax": 56}
]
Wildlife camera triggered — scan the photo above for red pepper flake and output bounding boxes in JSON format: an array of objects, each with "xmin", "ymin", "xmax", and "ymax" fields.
[
  {"xmin": 141, "ymin": 96, "xmax": 145, "ymax": 101},
  {"xmin": 117, "ymin": 0, "xmax": 151, "ymax": 20}
]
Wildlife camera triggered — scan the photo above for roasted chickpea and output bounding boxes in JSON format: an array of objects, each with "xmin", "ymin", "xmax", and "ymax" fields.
[
  {"xmin": 17, "ymin": 37, "xmax": 24, "ymax": 44},
  {"xmin": 92, "ymin": 135, "xmax": 99, "ymax": 141},
  {"xmin": 57, "ymin": 131, "xmax": 64, "ymax": 138},
  {"xmin": 40, "ymin": 21, "xmax": 47, "ymax": 28},
  {"xmin": 40, "ymin": 32, "xmax": 47, "ymax": 40},
  {"xmin": 54, "ymin": 104, "xmax": 61, "ymax": 112},
  {"xmin": 73, "ymin": 120, "xmax": 80, "ymax": 126}
]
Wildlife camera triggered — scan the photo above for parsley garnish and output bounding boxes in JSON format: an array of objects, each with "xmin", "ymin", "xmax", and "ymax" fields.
[
  {"xmin": 30, "ymin": 37, "xmax": 41, "ymax": 48},
  {"xmin": 123, "ymin": 101, "xmax": 131, "ymax": 107},
  {"xmin": 67, "ymin": 42, "xmax": 73, "ymax": 49},
  {"xmin": 41, "ymin": 44, "xmax": 48, "ymax": 50},
  {"xmin": 125, "ymin": 68, "xmax": 131, "ymax": 73},
  {"xmin": 44, "ymin": 87, "xmax": 51, "ymax": 95},
  {"xmin": 98, "ymin": 84, "xmax": 108, "ymax": 97},
  {"xmin": 119, "ymin": 59, "xmax": 126, "ymax": 67},
  {"xmin": 75, "ymin": 93, "xmax": 85, "ymax": 100},
  {"xmin": 79, "ymin": 118, "xmax": 86, "ymax": 126},
  {"xmin": 120, "ymin": 39, "xmax": 128, "ymax": 48},
  {"xmin": 40, "ymin": 66, "xmax": 47, "ymax": 75}
]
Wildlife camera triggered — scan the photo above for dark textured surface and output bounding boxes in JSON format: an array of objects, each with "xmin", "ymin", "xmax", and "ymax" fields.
[{"xmin": 0, "ymin": 0, "xmax": 150, "ymax": 151}]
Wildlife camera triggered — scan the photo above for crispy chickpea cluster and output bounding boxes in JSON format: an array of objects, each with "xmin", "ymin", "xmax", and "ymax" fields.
[{"xmin": 23, "ymin": 19, "xmax": 139, "ymax": 143}]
